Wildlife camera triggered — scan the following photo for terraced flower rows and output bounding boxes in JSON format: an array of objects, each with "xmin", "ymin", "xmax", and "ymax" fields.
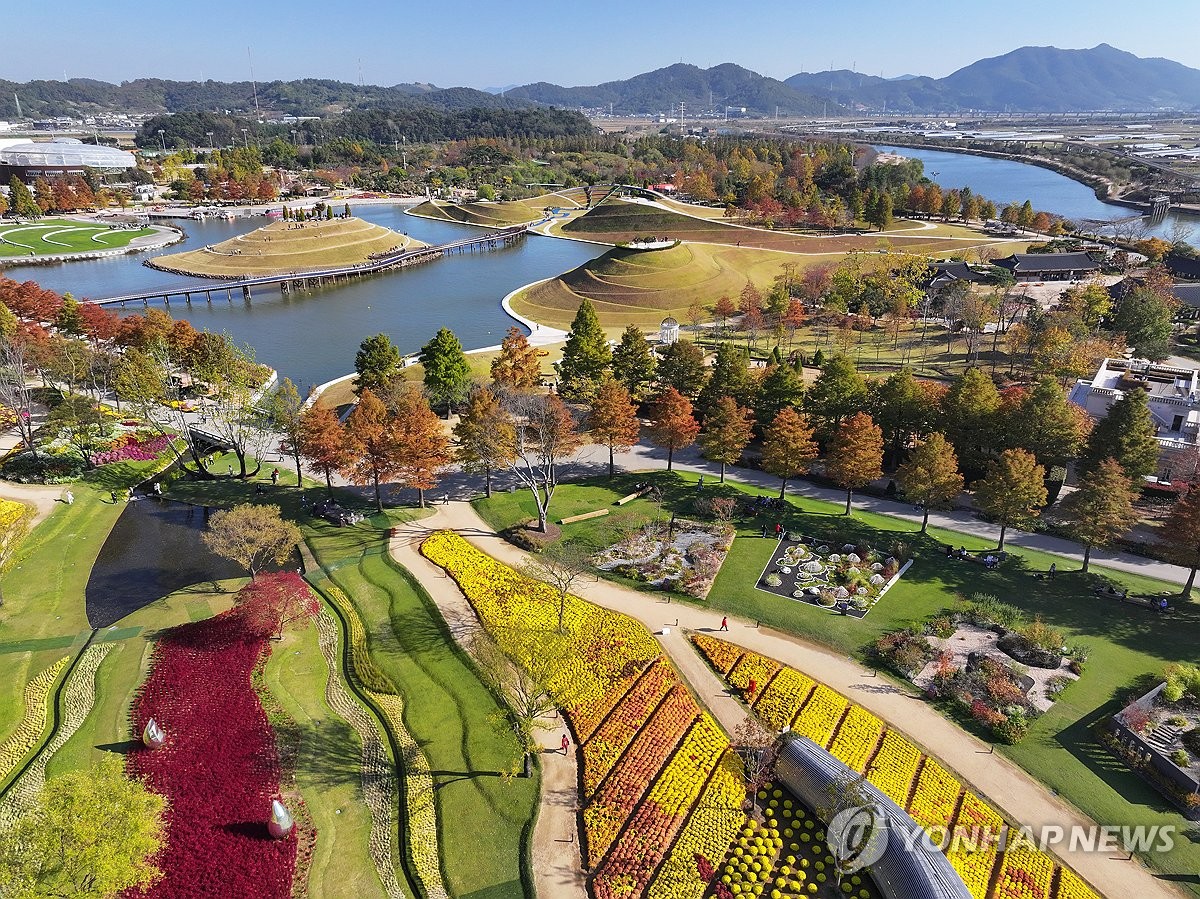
[
  {"xmin": 690, "ymin": 634, "xmax": 1101, "ymax": 899},
  {"xmin": 0, "ymin": 656, "xmax": 68, "ymax": 783},
  {"xmin": 421, "ymin": 531, "xmax": 744, "ymax": 899}
]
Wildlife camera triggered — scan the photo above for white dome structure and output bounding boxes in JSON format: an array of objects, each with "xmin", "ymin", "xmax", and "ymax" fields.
[
  {"xmin": 0, "ymin": 138, "xmax": 135, "ymax": 181},
  {"xmin": 659, "ymin": 317, "xmax": 680, "ymax": 345}
]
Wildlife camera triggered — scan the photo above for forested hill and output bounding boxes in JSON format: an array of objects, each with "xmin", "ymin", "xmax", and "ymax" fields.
[{"xmin": 0, "ymin": 77, "xmax": 545, "ymax": 119}]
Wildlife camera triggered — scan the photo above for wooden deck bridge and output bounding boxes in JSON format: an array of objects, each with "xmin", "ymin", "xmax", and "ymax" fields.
[{"xmin": 90, "ymin": 225, "xmax": 529, "ymax": 307}]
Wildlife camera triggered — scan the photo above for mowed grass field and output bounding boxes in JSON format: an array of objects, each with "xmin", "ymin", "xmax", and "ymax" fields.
[
  {"xmin": 0, "ymin": 218, "xmax": 155, "ymax": 257},
  {"xmin": 152, "ymin": 217, "xmax": 415, "ymax": 276},
  {"xmin": 510, "ymin": 241, "xmax": 835, "ymax": 330},
  {"xmin": 562, "ymin": 199, "xmax": 1021, "ymax": 256}
]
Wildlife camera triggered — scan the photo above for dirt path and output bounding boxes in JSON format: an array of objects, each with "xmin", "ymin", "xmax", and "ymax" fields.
[
  {"xmin": 393, "ymin": 503, "xmax": 1185, "ymax": 899},
  {"xmin": 0, "ymin": 480, "xmax": 65, "ymax": 529},
  {"xmin": 388, "ymin": 522, "xmax": 587, "ymax": 899}
]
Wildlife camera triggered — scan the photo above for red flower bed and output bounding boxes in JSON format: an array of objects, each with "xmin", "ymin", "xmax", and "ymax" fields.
[
  {"xmin": 582, "ymin": 686, "xmax": 698, "ymax": 863},
  {"xmin": 581, "ymin": 659, "xmax": 676, "ymax": 796},
  {"xmin": 125, "ymin": 603, "xmax": 295, "ymax": 898}
]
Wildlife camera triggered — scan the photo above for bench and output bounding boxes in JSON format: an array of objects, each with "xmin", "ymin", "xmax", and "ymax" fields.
[{"xmin": 560, "ymin": 509, "xmax": 609, "ymax": 525}]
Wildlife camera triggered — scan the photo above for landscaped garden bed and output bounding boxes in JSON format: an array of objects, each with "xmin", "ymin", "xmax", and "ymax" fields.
[
  {"xmin": 592, "ymin": 517, "xmax": 733, "ymax": 597},
  {"xmin": 755, "ymin": 535, "xmax": 910, "ymax": 618}
]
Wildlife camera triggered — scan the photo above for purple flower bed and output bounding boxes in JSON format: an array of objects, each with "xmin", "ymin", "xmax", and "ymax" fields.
[{"xmin": 91, "ymin": 433, "xmax": 173, "ymax": 467}]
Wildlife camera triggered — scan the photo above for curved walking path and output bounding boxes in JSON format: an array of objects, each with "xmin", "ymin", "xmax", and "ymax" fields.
[{"xmin": 389, "ymin": 502, "xmax": 1184, "ymax": 899}]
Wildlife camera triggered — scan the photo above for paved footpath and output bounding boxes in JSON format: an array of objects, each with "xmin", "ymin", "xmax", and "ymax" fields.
[{"xmin": 391, "ymin": 503, "xmax": 1185, "ymax": 899}]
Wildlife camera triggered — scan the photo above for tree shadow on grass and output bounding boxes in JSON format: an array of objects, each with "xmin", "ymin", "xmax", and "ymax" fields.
[{"xmin": 95, "ymin": 739, "xmax": 141, "ymax": 755}]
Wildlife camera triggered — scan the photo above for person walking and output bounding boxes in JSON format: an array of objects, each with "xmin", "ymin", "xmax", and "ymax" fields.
[
  {"xmin": 560, "ymin": 733, "xmax": 570, "ymax": 755},
  {"xmin": 1049, "ymin": 562, "xmax": 1057, "ymax": 579},
  {"xmin": 63, "ymin": 490, "xmax": 74, "ymax": 505},
  {"xmin": 271, "ymin": 467, "xmax": 279, "ymax": 486},
  {"xmin": 719, "ymin": 616, "xmax": 728, "ymax": 632},
  {"xmin": 775, "ymin": 522, "xmax": 783, "ymax": 539}
]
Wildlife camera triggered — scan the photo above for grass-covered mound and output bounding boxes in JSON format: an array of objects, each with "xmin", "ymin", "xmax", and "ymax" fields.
[
  {"xmin": 407, "ymin": 198, "xmax": 545, "ymax": 226},
  {"xmin": 148, "ymin": 217, "xmax": 415, "ymax": 277},
  {"xmin": 510, "ymin": 241, "xmax": 809, "ymax": 330}
]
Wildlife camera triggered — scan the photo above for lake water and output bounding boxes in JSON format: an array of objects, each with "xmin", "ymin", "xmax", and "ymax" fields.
[
  {"xmin": 7, "ymin": 206, "xmax": 603, "ymax": 393},
  {"xmin": 874, "ymin": 144, "xmax": 1198, "ymax": 239}
]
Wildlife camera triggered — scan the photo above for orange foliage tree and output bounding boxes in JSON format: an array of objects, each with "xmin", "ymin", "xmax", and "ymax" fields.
[
  {"xmin": 824, "ymin": 412, "xmax": 884, "ymax": 515},
  {"xmin": 647, "ymin": 387, "xmax": 700, "ymax": 472}
]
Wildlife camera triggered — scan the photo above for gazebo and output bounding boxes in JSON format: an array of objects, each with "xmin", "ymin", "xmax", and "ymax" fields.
[{"xmin": 659, "ymin": 317, "xmax": 680, "ymax": 345}]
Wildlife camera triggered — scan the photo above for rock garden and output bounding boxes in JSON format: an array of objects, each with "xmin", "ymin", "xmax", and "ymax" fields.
[
  {"xmin": 592, "ymin": 517, "xmax": 733, "ymax": 598},
  {"xmin": 755, "ymin": 535, "xmax": 910, "ymax": 618}
]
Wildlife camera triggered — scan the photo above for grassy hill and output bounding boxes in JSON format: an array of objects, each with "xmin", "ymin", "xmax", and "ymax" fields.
[
  {"xmin": 148, "ymin": 217, "xmax": 416, "ymax": 277},
  {"xmin": 408, "ymin": 198, "xmax": 547, "ymax": 227},
  {"xmin": 510, "ymin": 241, "xmax": 814, "ymax": 331}
]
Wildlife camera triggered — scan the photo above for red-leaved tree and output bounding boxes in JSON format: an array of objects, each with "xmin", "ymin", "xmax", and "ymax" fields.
[{"xmin": 234, "ymin": 572, "xmax": 319, "ymax": 640}]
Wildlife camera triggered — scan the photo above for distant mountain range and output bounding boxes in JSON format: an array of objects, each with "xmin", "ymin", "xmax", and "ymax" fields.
[{"xmin": 3, "ymin": 44, "xmax": 1199, "ymax": 120}]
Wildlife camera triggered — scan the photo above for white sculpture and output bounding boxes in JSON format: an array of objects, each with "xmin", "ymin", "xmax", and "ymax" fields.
[{"xmin": 142, "ymin": 718, "xmax": 165, "ymax": 749}]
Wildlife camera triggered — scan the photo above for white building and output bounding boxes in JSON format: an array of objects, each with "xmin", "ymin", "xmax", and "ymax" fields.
[
  {"xmin": 1069, "ymin": 358, "xmax": 1200, "ymax": 480},
  {"xmin": 659, "ymin": 317, "xmax": 680, "ymax": 345}
]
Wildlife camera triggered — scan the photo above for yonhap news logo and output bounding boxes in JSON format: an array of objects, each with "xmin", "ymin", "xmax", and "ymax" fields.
[{"xmin": 826, "ymin": 803, "xmax": 889, "ymax": 873}]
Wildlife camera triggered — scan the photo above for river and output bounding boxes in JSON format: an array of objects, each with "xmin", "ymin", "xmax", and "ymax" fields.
[
  {"xmin": 5, "ymin": 205, "xmax": 603, "ymax": 393},
  {"xmin": 874, "ymin": 144, "xmax": 1198, "ymax": 240}
]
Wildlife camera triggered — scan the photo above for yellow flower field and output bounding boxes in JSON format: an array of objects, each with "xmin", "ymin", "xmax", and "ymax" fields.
[{"xmin": 865, "ymin": 728, "xmax": 922, "ymax": 806}]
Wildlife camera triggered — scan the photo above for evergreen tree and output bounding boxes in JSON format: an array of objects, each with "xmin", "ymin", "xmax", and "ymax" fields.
[
  {"xmin": 556, "ymin": 299, "xmax": 610, "ymax": 400},
  {"xmin": 697, "ymin": 343, "xmax": 755, "ymax": 419},
  {"xmin": 754, "ymin": 363, "xmax": 806, "ymax": 434},
  {"xmin": 586, "ymin": 374, "xmax": 641, "ymax": 478},
  {"xmin": 973, "ymin": 448, "xmax": 1047, "ymax": 549},
  {"xmin": 354, "ymin": 333, "xmax": 402, "ymax": 397},
  {"xmin": 699, "ymin": 395, "xmax": 755, "ymax": 483},
  {"xmin": 1078, "ymin": 387, "xmax": 1160, "ymax": 481},
  {"xmin": 1110, "ymin": 287, "xmax": 1175, "ymax": 361},
  {"xmin": 419, "ymin": 327, "xmax": 471, "ymax": 415},
  {"xmin": 647, "ymin": 387, "xmax": 700, "ymax": 471},
  {"xmin": 941, "ymin": 367, "xmax": 1002, "ymax": 477},
  {"xmin": 867, "ymin": 191, "xmax": 893, "ymax": 231},
  {"xmin": 454, "ymin": 386, "xmax": 516, "ymax": 497},
  {"xmin": 761, "ymin": 407, "xmax": 819, "ymax": 498},
  {"xmin": 1056, "ymin": 458, "xmax": 1135, "ymax": 572},
  {"xmin": 871, "ymin": 366, "xmax": 939, "ymax": 464},
  {"xmin": 490, "ymin": 326, "xmax": 542, "ymax": 391},
  {"xmin": 806, "ymin": 353, "xmax": 867, "ymax": 438},
  {"xmin": 1160, "ymin": 487, "xmax": 1200, "ymax": 597},
  {"xmin": 825, "ymin": 412, "xmax": 884, "ymax": 515},
  {"xmin": 610, "ymin": 324, "xmax": 657, "ymax": 402},
  {"xmin": 895, "ymin": 433, "xmax": 963, "ymax": 532},
  {"xmin": 655, "ymin": 339, "xmax": 708, "ymax": 399},
  {"xmin": 8, "ymin": 176, "xmax": 41, "ymax": 218}
]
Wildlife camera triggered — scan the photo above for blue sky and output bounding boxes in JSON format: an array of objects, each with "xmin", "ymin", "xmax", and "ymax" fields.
[{"xmin": 6, "ymin": 0, "xmax": 1200, "ymax": 87}]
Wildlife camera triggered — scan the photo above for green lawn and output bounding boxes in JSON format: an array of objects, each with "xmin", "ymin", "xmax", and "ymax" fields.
[
  {"xmin": 475, "ymin": 470, "xmax": 1200, "ymax": 892},
  {"xmin": 0, "ymin": 219, "xmax": 154, "ymax": 257},
  {"xmin": 170, "ymin": 467, "xmax": 539, "ymax": 899}
]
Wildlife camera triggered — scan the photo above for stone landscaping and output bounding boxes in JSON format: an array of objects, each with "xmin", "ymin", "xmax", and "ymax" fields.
[
  {"xmin": 592, "ymin": 518, "xmax": 733, "ymax": 598},
  {"xmin": 755, "ymin": 536, "xmax": 909, "ymax": 618}
]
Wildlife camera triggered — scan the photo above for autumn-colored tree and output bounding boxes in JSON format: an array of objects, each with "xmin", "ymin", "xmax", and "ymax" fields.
[
  {"xmin": 234, "ymin": 571, "xmax": 320, "ymax": 639},
  {"xmin": 454, "ymin": 385, "xmax": 516, "ymax": 497},
  {"xmin": 824, "ymin": 412, "xmax": 884, "ymax": 514},
  {"xmin": 203, "ymin": 503, "xmax": 301, "ymax": 581},
  {"xmin": 390, "ymin": 386, "xmax": 451, "ymax": 507},
  {"xmin": 761, "ymin": 406, "xmax": 818, "ymax": 498},
  {"xmin": 1056, "ymin": 458, "xmax": 1135, "ymax": 572},
  {"xmin": 1160, "ymin": 487, "xmax": 1200, "ymax": 597},
  {"xmin": 699, "ymin": 396, "xmax": 755, "ymax": 483},
  {"xmin": 504, "ymin": 392, "xmax": 584, "ymax": 532},
  {"xmin": 490, "ymin": 326, "xmax": 542, "ymax": 391},
  {"xmin": 341, "ymin": 387, "xmax": 400, "ymax": 511},
  {"xmin": 713, "ymin": 294, "xmax": 736, "ymax": 333},
  {"xmin": 647, "ymin": 387, "xmax": 700, "ymax": 471},
  {"xmin": 298, "ymin": 402, "xmax": 348, "ymax": 494},
  {"xmin": 895, "ymin": 433, "xmax": 964, "ymax": 532},
  {"xmin": 587, "ymin": 374, "xmax": 641, "ymax": 478},
  {"xmin": 973, "ymin": 448, "xmax": 1048, "ymax": 549}
]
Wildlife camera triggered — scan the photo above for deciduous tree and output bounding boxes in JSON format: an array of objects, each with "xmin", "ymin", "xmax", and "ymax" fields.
[
  {"xmin": 1160, "ymin": 487, "xmax": 1200, "ymax": 597},
  {"xmin": 267, "ymin": 377, "xmax": 306, "ymax": 487},
  {"xmin": 490, "ymin": 326, "xmax": 542, "ymax": 391},
  {"xmin": 973, "ymin": 448, "xmax": 1048, "ymax": 549},
  {"xmin": 895, "ymin": 433, "xmax": 963, "ymax": 532},
  {"xmin": 699, "ymin": 395, "xmax": 755, "ymax": 483},
  {"xmin": 504, "ymin": 392, "xmax": 584, "ymax": 532},
  {"xmin": 523, "ymin": 538, "xmax": 596, "ymax": 633},
  {"xmin": 941, "ymin": 366, "xmax": 1002, "ymax": 477},
  {"xmin": 298, "ymin": 402, "xmax": 347, "ymax": 494},
  {"xmin": 754, "ymin": 363, "xmax": 805, "ymax": 434},
  {"xmin": 390, "ymin": 385, "xmax": 451, "ymax": 507},
  {"xmin": 587, "ymin": 374, "xmax": 640, "ymax": 478},
  {"xmin": 234, "ymin": 571, "xmax": 320, "ymax": 639},
  {"xmin": 454, "ymin": 385, "xmax": 516, "ymax": 497},
  {"xmin": 0, "ymin": 756, "xmax": 165, "ymax": 898},
  {"xmin": 761, "ymin": 406, "xmax": 818, "ymax": 498},
  {"xmin": 203, "ymin": 502, "xmax": 301, "ymax": 580},
  {"xmin": 556, "ymin": 299, "xmax": 610, "ymax": 400},
  {"xmin": 647, "ymin": 388, "xmax": 700, "ymax": 472},
  {"xmin": 1003, "ymin": 376, "xmax": 1090, "ymax": 472},
  {"xmin": 341, "ymin": 387, "xmax": 400, "ymax": 511},
  {"xmin": 1056, "ymin": 458, "xmax": 1135, "ymax": 572},
  {"xmin": 712, "ymin": 294, "xmax": 736, "ymax": 333},
  {"xmin": 419, "ymin": 327, "xmax": 472, "ymax": 415},
  {"xmin": 824, "ymin": 411, "xmax": 884, "ymax": 514}
]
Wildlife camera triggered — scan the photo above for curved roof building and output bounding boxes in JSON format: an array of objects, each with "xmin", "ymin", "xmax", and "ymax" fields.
[{"xmin": 0, "ymin": 138, "xmax": 135, "ymax": 181}]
